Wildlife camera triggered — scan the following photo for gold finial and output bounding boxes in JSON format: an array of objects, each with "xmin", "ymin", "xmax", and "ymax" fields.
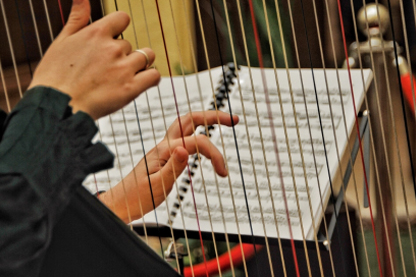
[{"xmin": 357, "ymin": 3, "xmax": 390, "ymax": 37}]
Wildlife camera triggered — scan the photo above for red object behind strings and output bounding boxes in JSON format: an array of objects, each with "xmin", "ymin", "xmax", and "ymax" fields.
[
  {"xmin": 183, "ymin": 244, "xmax": 261, "ymax": 277},
  {"xmin": 400, "ymin": 73, "xmax": 416, "ymax": 114}
]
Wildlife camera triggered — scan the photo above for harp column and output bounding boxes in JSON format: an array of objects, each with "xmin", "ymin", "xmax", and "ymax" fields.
[{"xmin": 349, "ymin": 4, "xmax": 400, "ymax": 276}]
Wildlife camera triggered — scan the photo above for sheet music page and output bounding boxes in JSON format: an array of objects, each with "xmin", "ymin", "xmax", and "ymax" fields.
[
  {"xmin": 174, "ymin": 67, "xmax": 372, "ymax": 240},
  {"xmin": 83, "ymin": 67, "xmax": 224, "ymax": 226}
]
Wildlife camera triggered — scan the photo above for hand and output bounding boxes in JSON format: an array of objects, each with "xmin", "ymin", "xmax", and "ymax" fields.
[
  {"xmin": 28, "ymin": 0, "xmax": 160, "ymax": 120},
  {"xmin": 99, "ymin": 111, "xmax": 239, "ymax": 223}
]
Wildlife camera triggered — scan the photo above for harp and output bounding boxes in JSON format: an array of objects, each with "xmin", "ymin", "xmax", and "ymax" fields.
[{"xmin": 1, "ymin": 0, "xmax": 415, "ymax": 276}]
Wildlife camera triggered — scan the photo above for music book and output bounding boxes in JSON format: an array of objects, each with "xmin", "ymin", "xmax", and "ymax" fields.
[{"xmin": 83, "ymin": 66, "xmax": 372, "ymax": 243}]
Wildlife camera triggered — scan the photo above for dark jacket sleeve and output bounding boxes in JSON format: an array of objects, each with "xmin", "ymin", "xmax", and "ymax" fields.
[{"xmin": 0, "ymin": 86, "xmax": 114, "ymax": 276}]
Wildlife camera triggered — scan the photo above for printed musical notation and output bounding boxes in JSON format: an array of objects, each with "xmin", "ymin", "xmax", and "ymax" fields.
[
  {"xmin": 84, "ymin": 66, "xmax": 372, "ymax": 242},
  {"xmin": 173, "ymin": 67, "xmax": 372, "ymax": 240}
]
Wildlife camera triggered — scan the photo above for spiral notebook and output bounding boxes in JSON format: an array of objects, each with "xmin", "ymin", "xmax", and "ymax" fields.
[{"xmin": 83, "ymin": 65, "xmax": 372, "ymax": 243}]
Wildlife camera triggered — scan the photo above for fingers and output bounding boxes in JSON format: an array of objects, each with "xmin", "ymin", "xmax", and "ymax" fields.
[
  {"xmin": 131, "ymin": 68, "xmax": 161, "ymax": 95},
  {"xmin": 164, "ymin": 135, "xmax": 227, "ymax": 177},
  {"xmin": 149, "ymin": 147, "xmax": 190, "ymax": 197},
  {"xmin": 168, "ymin": 111, "xmax": 239, "ymax": 139},
  {"xmin": 60, "ymin": 0, "xmax": 91, "ymax": 37},
  {"xmin": 126, "ymin": 48, "xmax": 156, "ymax": 72},
  {"xmin": 96, "ymin": 11, "xmax": 131, "ymax": 38}
]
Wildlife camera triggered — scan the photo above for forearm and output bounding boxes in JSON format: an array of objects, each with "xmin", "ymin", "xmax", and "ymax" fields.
[{"xmin": 0, "ymin": 87, "xmax": 113, "ymax": 276}]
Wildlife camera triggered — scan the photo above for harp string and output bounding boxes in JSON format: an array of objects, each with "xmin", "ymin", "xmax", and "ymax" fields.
[
  {"xmin": 338, "ymin": 1, "xmax": 387, "ymax": 275},
  {"xmin": 0, "ymin": 62, "xmax": 10, "ymax": 113},
  {"xmin": 193, "ymin": 0, "xmax": 252, "ymax": 274},
  {"xmin": 112, "ymin": 0, "xmax": 175, "ymax": 265},
  {"xmin": 123, "ymin": 0, "xmax": 159, "ymax": 252},
  {"xmin": 371, "ymin": 0, "xmax": 413, "ymax": 273},
  {"xmin": 193, "ymin": 0, "xmax": 254, "ymax": 275},
  {"xmin": 270, "ymin": 0, "xmax": 330, "ymax": 275},
  {"xmin": 323, "ymin": 0, "xmax": 376, "ymax": 273},
  {"xmin": 154, "ymin": 1, "xmax": 211, "ymax": 273},
  {"xmin": 28, "ymin": 0, "xmax": 43, "ymax": 59},
  {"xmin": 0, "ymin": 0, "xmax": 22, "ymax": 98},
  {"xmin": 165, "ymin": 0, "xmax": 231, "ymax": 274},
  {"xmin": 347, "ymin": 0, "xmax": 390, "ymax": 274},
  {"xmin": 397, "ymin": 0, "xmax": 416, "ymax": 272},
  {"xmin": 178, "ymin": 0, "xmax": 239, "ymax": 273},
  {"xmin": 383, "ymin": 0, "xmax": 416, "ymax": 273},
  {"xmin": 246, "ymin": 0, "xmax": 309, "ymax": 275},
  {"xmin": 308, "ymin": 0, "xmax": 360, "ymax": 274},
  {"xmin": 278, "ymin": 0, "xmax": 357, "ymax": 275},
  {"xmin": 220, "ymin": 0, "xmax": 278, "ymax": 275},
  {"xmin": 206, "ymin": 1, "xmax": 266, "ymax": 275},
  {"xmin": 42, "ymin": 0, "xmax": 54, "ymax": 43},
  {"xmin": 232, "ymin": 1, "xmax": 289, "ymax": 275},
  {"xmin": 135, "ymin": 1, "xmax": 196, "ymax": 272},
  {"xmin": 257, "ymin": 0, "xmax": 323, "ymax": 275},
  {"xmin": 310, "ymin": 0, "xmax": 374, "ymax": 274},
  {"xmin": 13, "ymin": 0, "xmax": 33, "ymax": 78},
  {"xmin": 358, "ymin": 1, "xmax": 412, "ymax": 274},
  {"xmin": 57, "ymin": 0, "xmax": 65, "ymax": 25},
  {"xmin": 294, "ymin": 1, "xmax": 345, "ymax": 275}
]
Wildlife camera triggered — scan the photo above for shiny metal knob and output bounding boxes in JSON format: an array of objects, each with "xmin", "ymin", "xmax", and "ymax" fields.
[{"xmin": 357, "ymin": 3, "xmax": 390, "ymax": 37}]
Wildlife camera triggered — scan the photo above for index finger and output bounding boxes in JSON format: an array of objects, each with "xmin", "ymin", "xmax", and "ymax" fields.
[{"xmin": 167, "ymin": 111, "xmax": 239, "ymax": 139}]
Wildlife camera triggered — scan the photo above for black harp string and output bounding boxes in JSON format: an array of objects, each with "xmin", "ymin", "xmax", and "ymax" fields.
[
  {"xmin": 385, "ymin": 0, "xmax": 416, "ymax": 196},
  {"xmin": 308, "ymin": 0, "xmax": 362, "ymax": 274},
  {"xmin": 233, "ymin": 0, "xmax": 290, "ymax": 275},
  {"xmin": 112, "ymin": 0, "xmax": 153, "ymax": 247},
  {"xmin": 132, "ymin": 0, "xmax": 218, "ymax": 273},
  {"xmin": 137, "ymin": 2, "xmax": 192, "ymax": 271},
  {"xmin": 338, "ymin": 2, "xmax": 394, "ymax": 275},
  {"xmin": 323, "ymin": 0, "xmax": 373, "ymax": 273},
  {"xmin": 153, "ymin": 0, "xmax": 213, "ymax": 274},
  {"xmin": 347, "ymin": 0, "xmax": 387, "ymax": 273},
  {"xmin": 207, "ymin": 1, "xmax": 263, "ymax": 276},
  {"xmin": 112, "ymin": 0, "xmax": 170, "ymax": 261},
  {"xmin": 358, "ymin": 0, "xmax": 408, "ymax": 274},
  {"xmin": 177, "ymin": 0, "xmax": 237, "ymax": 274},
  {"xmin": 384, "ymin": 0, "xmax": 416, "ymax": 272},
  {"xmin": 339, "ymin": 0, "xmax": 385, "ymax": 274},
  {"xmin": 194, "ymin": 0, "xmax": 251, "ymax": 275},
  {"xmin": 255, "ymin": 1, "xmax": 316, "ymax": 276},
  {"xmin": 267, "ymin": 0, "xmax": 330, "ymax": 275},
  {"xmin": 270, "ymin": 1, "xmax": 338, "ymax": 275},
  {"xmin": 221, "ymin": 0, "xmax": 277, "ymax": 275},
  {"xmin": 371, "ymin": 0, "xmax": 415, "ymax": 273},
  {"xmin": 397, "ymin": 0, "xmax": 416, "ymax": 272},
  {"xmin": 124, "ymin": 0, "xmax": 156, "ymax": 248},
  {"xmin": 134, "ymin": 1, "xmax": 195, "ymax": 272},
  {"xmin": 194, "ymin": 0, "xmax": 252, "ymax": 274},
  {"xmin": 165, "ymin": 0, "xmax": 231, "ymax": 274},
  {"xmin": 245, "ymin": 1, "xmax": 307, "ymax": 276}
]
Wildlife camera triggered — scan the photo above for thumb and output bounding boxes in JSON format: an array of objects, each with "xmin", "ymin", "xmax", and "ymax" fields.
[
  {"xmin": 60, "ymin": 0, "xmax": 91, "ymax": 37},
  {"xmin": 153, "ymin": 147, "xmax": 189, "ymax": 193}
]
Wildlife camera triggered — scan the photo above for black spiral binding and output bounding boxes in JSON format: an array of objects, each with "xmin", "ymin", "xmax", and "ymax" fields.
[{"xmin": 169, "ymin": 63, "xmax": 238, "ymax": 221}]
